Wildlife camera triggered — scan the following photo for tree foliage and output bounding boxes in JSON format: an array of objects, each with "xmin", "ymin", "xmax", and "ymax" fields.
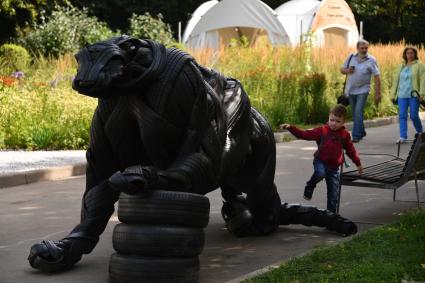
[
  {"xmin": 69, "ymin": 0, "xmax": 204, "ymax": 38},
  {"xmin": 1, "ymin": 0, "xmax": 424, "ymax": 46},
  {"xmin": 128, "ymin": 12, "xmax": 174, "ymax": 46},
  {"xmin": 66, "ymin": 0, "xmax": 425, "ymax": 44},
  {"xmin": 346, "ymin": 0, "xmax": 425, "ymax": 44},
  {"xmin": 20, "ymin": 5, "xmax": 114, "ymax": 57},
  {"xmin": 0, "ymin": 0, "xmax": 71, "ymax": 44}
]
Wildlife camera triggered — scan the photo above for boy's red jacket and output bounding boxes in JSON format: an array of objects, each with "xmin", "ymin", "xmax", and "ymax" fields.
[{"xmin": 286, "ymin": 124, "xmax": 361, "ymax": 169}]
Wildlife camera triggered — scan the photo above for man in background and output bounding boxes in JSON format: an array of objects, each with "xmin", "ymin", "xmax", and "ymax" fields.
[{"xmin": 341, "ymin": 39, "xmax": 381, "ymax": 143}]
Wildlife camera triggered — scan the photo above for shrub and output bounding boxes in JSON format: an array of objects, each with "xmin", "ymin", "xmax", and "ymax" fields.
[
  {"xmin": 0, "ymin": 54, "xmax": 95, "ymax": 150},
  {"xmin": 296, "ymin": 73, "xmax": 329, "ymax": 124},
  {"xmin": 0, "ymin": 81, "xmax": 96, "ymax": 150},
  {"xmin": 21, "ymin": 5, "xmax": 115, "ymax": 57},
  {"xmin": 127, "ymin": 12, "xmax": 175, "ymax": 46},
  {"xmin": 0, "ymin": 43, "xmax": 30, "ymax": 74}
]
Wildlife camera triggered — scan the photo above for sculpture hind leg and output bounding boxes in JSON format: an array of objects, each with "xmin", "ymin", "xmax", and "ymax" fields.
[
  {"xmin": 279, "ymin": 203, "xmax": 357, "ymax": 236},
  {"xmin": 220, "ymin": 107, "xmax": 281, "ymax": 237},
  {"xmin": 221, "ymin": 107, "xmax": 357, "ymax": 237}
]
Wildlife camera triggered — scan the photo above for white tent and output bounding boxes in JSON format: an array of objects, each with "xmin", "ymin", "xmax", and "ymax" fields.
[
  {"xmin": 183, "ymin": 1, "xmax": 219, "ymax": 45},
  {"xmin": 275, "ymin": 0, "xmax": 321, "ymax": 46},
  {"xmin": 183, "ymin": 0, "xmax": 290, "ymax": 50},
  {"xmin": 275, "ymin": 0, "xmax": 359, "ymax": 47}
]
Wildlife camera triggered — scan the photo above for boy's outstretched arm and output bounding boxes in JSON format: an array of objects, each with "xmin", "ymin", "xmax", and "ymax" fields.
[{"xmin": 280, "ymin": 124, "xmax": 321, "ymax": 141}]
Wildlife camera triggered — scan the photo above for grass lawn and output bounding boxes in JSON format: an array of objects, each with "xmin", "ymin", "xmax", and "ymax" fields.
[{"xmin": 244, "ymin": 208, "xmax": 425, "ymax": 283}]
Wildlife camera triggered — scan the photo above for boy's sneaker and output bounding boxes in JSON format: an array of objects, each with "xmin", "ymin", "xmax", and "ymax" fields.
[
  {"xmin": 303, "ymin": 188, "xmax": 313, "ymax": 200},
  {"xmin": 396, "ymin": 138, "xmax": 406, "ymax": 144}
]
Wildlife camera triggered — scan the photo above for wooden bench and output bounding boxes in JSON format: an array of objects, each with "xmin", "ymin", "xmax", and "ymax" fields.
[{"xmin": 337, "ymin": 132, "xmax": 425, "ymax": 213}]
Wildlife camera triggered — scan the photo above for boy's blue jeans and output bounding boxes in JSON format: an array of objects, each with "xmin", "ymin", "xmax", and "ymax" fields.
[
  {"xmin": 398, "ymin": 97, "xmax": 423, "ymax": 139},
  {"xmin": 349, "ymin": 93, "xmax": 368, "ymax": 140},
  {"xmin": 305, "ymin": 158, "xmax": 340, "ymax": 213}
]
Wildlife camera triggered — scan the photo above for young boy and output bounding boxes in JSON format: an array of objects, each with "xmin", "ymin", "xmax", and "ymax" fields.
[{"xmin": 280, "ymin": 104, "xmax": 363, "ymax": 213}]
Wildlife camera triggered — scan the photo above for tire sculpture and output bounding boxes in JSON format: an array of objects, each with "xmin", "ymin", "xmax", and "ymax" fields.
[
  {"xmin": 28, "ymin": 35, "xmax": 358, "ymax": 275},
  {"xmin": 109, "ymin": 253, "xmax": 199, "ymax": 283},
  {"xmin": 118, "ymin": 190, "xmax": 210, "ymax": 227},
  {"xmin": 109, "ymin": 191, "xmax": 210, "ymax": 283}
]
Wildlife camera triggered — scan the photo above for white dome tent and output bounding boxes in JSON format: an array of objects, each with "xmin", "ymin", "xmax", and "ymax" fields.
[
  {"xmin": 275, "ymin": 0, "xmax": 321, "ymax": 46},
  {"xmin": 183, "ymin": 0, "xmax": 290, "ymax": 50},
  {"xmin": 182, "ymin": 0, "xmax": 219, "ymax": 46},
  {"xmin": 275, "ymin": 0, "xmax": 359, "ymax": 47}
]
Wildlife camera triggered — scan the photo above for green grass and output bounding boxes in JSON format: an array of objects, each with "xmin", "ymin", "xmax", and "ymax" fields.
[{"xmin": 244, "ymin": 208, "xmax": 425, "ymax": 283}]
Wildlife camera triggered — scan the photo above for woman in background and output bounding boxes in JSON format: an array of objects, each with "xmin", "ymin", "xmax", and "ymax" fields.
[{"xmin": 391, "ymin": 46, "xmax": 424, "ymax": 143}]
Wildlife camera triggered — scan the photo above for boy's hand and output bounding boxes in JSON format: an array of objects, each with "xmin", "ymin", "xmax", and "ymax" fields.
[
  {"xmin": 357, "ymin": 165, "xmax": 363, "ymax": 175},
  {"xmin": 279, "ymin": 123, "xmax": 290, "ymax": 129}
]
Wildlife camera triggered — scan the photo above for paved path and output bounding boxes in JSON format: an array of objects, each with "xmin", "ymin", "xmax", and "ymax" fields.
[
  {"xmin": 0, "ymin": 118, "xmax": 424, "ymax": 283},
  {"xmin": 0, "ymin": 116, "xmax": 404, "ymax": 188}
]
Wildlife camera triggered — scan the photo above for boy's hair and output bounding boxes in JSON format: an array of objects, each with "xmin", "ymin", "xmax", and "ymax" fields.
[{"xmin": 330, "ymin": 104, "xmax": 347, "ymax": 119}]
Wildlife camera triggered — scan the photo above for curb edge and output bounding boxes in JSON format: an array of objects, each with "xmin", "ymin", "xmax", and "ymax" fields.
[{"xmin": 0, "ymin": 163, "xmax": 86, "ymax": 189}]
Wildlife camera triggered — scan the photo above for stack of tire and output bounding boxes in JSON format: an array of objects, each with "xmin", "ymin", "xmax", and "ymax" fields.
[{"xmin": 108, "ymin": 190, "xmax": 210, "ymax": 283}]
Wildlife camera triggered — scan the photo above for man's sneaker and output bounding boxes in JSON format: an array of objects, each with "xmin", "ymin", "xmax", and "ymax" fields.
[
  {"xmin": 396, "ymin": 138, "xmax": 407, "ymax": 144},
  {"xmin": 303, "ymin": 195, "xmax": 312, "ymax": 201},
  {"xmin": 303, "ymin": 188, "xmax": 313, "ymax": 200}
]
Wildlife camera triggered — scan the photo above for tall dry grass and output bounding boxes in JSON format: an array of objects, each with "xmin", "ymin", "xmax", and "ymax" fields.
[
  {"xmin": 1, "ymin": 41, "xmax": 424, "ymax": 149},
  {"xmin": 189, "ymin": 41, "xmax": 425, "ymax": 126}
]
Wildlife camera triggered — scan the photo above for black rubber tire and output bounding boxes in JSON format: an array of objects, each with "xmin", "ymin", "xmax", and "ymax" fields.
[
  {"xmin": 118, "ymin": 190, "xmax": 210, "ymax": 228},
  {"xmin": 112, "ymin": 223, "xmax": 205, "ymax": 257},
  {"xmin": 109, "ymin": 253, "xmax": 199, "ymax": 283}
]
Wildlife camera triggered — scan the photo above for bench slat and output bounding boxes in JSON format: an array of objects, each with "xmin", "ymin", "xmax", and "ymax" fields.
[
  {"xmin": 343, "ymin": 159, "xmax": 404, "ymax": 183},
  {"xmin": 362, "ymin": 162, "xmax": 403, "ymax": 175},
  {"xmin": 344, "ymin": 160, "xmax": 400, "ymax": 175},
  {"xmin": 361, "ymin": 164, "xmax": 403, "ymax": 179}
]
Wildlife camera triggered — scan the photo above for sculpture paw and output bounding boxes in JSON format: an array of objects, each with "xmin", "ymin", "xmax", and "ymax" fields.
[
  {"xmin": 221, "ymin": 196, "xmax": 253, "ymax": 237},
  {"xmin": 28, "ymin": 239, "xmax": 80, "ymax": 273},
  {"xmin": 108, "ymin": 166, "xmax": 158, "ymax": 195}
]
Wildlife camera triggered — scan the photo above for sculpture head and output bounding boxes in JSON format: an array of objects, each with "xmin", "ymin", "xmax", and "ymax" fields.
[{"xmin": 72, "ymin": 35, "xmax": 153, "ymax": 97}]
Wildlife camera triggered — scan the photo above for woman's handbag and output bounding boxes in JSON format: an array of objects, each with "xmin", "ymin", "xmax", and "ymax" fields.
[
  {"xmin": 337, "ymin": 95, "xmax": 350, "ymax": 106},
  {"xmin": 337, "ymin": 54, "xmax": 353, "ymax": 107},
  {"xmin": 391, "ymin": 97, "xmax": 398, "ymax": 105}
]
